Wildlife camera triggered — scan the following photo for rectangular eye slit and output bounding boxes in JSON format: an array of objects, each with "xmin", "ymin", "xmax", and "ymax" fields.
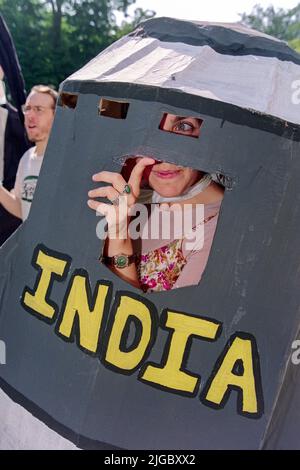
[
  {"xmin": 58, "ymin": 92, "xmax": 78, "ymax": 109},
  {"xmin": 98, "ymin": 99, "xmax": 130, "ymax": 119},
  {"xmin": 159, "ymin": 113, "xmax": 203, "ymax": 138}
]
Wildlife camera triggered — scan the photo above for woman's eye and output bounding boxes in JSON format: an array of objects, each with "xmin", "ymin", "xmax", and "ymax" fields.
[{"xmin": 173, "ymin": 121, "xmax": 194, "ymax": 134}]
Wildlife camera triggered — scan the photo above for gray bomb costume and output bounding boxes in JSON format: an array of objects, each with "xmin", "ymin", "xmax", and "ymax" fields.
[{"xmin": 0, "ymin": 18, "xmax": 300, "ymax": 449}]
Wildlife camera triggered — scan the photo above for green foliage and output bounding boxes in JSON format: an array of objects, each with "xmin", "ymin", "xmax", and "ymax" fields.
[
  {"xmin": 0, "ymin": 0, "xmax": 155, "ymax": 91},
  {"xmin": 289, "ymin": 38, "xmax": 300, "ymax": 53},
  {"xmin": 240, "ymin": 3, "xmax": 300, "ymax": 49},
  {"xmin": 115, "ymin": 7, "xmax": 156, "ymax": 38}
]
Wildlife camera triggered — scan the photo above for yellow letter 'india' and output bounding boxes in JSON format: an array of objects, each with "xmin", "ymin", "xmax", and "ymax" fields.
[
  {"xmin": 104, "ymin": 295, "xmax": 153, "ymax": 371},
  {"xmin": 203, "ymin": 335, "xmax": 260, "ymax": 415},
  {"xmin": 58, "ymin": 274, "xmax": 110, "ymax": 353},
  {"xmin": 141, "ymin": 311, "xmax": 221, "ymax": 395},
  {"xmin": 22, "ymin": 247, "xmax": 68, "ymax": 319}
]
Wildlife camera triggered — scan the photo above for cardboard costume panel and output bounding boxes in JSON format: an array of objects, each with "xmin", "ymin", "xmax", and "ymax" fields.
[{"xmin": 0, "ymin": 18, "xmax": 300, "ymax": 449}]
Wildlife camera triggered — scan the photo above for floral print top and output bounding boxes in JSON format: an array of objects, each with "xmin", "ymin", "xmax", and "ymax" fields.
[
  {"xmin": 136, "ymin": 211, "xmax": 218, "ymax": 293},
  {"xmin": 137, "ymin": 238, "xmax": 187, "ymax": 292}
]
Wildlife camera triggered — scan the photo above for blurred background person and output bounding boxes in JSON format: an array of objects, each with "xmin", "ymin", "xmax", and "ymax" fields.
[{"xmin": 0, "ymin": 85, "xmax": 57, "ymax": 222}]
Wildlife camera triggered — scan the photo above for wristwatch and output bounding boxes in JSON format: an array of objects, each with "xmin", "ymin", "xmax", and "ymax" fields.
[{"xmin": 101, "ymin": 253, "xmax": 137, "ymax": 269}]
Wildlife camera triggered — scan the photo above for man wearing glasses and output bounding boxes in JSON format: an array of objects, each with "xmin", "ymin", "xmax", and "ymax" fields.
[{"xmin": 0, "ymin": 85, "xmax": 57, "ymax": 221}]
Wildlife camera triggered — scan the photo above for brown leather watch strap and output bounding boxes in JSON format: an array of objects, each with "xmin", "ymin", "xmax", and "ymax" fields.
[{"xmin": 100, "ymin": 253, "xmax": 137, "ymax": 268}]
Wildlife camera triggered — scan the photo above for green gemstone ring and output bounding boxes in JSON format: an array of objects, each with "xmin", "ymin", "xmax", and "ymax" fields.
[{"xmin": 123, "ymin": 184, "xmax": 131, "ymax": 195}]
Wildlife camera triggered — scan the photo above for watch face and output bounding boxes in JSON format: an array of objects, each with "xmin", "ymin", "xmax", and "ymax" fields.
[{"xmin": 114, "ymin": 254, "xmax": 128, "ymax": 269}]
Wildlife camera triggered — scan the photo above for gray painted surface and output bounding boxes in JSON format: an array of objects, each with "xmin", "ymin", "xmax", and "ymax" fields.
[
  {"xmin": 0, "ymin": 89, "xmax": 299, "ymax": 448},
  {"xmin": 0, "ymin": 18, "xmax": 300, "ymax": 449},
  {"xmin": 131, "ymin": 17, "xmax": 300, "ymax": 64}
]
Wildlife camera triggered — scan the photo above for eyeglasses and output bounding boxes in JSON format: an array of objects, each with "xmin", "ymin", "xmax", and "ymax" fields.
[{"xmin": 22, "ymin": 105, "xmax": 54, "ymax": 115}]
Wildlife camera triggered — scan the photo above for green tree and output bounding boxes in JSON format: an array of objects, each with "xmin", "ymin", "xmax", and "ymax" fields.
[
  {"xmin": 0, "ymin": 0, "xmax": 155, "ymax": 91},
  {"xmin": 0, "ymin": 1, "xmax": 49, "ymax": 87},
  {"xmin": 240, "ymin": 3, "xmax": 300, "ymax": 52},
  {"xmin": 289, "ymin": 38, "xmax": 300, "ymax": 52},
  {"xmin": 116, "ymin": 6, "xmax": 156, "ymax": 38}
]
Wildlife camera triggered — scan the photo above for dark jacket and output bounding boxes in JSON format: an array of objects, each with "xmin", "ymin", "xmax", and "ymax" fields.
[{"xmin": 0, "ymin": 102, "xmax": 30, "ymax": 246}]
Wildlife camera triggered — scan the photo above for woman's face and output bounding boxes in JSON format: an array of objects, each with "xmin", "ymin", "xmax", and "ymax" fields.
[{"xmin": 147, "ymin": 114, "xmax": 202, "ymax": 197}]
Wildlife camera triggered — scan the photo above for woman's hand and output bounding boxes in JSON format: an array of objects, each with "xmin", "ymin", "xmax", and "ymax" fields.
[{"xmin": 87, "ymin": 157, "xmax": 155, "ymax": 239}]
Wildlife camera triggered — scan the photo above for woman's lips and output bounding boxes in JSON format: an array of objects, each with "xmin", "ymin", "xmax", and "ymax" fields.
[{"xmin": 152, "ymin": 170, "xmax": 182, "ymax": 179}]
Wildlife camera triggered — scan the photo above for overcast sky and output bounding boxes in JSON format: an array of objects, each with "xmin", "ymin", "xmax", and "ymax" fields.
[{"xmin": 120, "ymin": 0, "xmax": 299, "ymax": 23}]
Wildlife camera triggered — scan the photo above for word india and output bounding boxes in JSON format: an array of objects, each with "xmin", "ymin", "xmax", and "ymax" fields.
[{"xmin": 21, "ymin": 244, "xmax": 264, "ymax": 419}]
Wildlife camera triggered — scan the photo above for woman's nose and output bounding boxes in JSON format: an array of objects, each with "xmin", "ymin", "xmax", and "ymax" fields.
[{"xmin": 153, "ymin": 162, "xmax": 179, "ymax": 170}]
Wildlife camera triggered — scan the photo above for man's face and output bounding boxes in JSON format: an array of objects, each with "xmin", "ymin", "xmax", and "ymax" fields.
[{"xmin": 24, "ymin": 91, "xmax": 55, "ymax": 143}]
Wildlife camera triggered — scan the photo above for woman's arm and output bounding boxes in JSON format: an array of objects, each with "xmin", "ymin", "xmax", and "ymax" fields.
[
  {"xmin": 0, "ymin": 186, "xmax": 22, "ymax": 219},
  {"xmin": 103, "ymin": 236, "xmax": 140, "ymax": 288},
  {"xmin": 88, "ymin": 157, "xmax": 155, "ymax": 289}
]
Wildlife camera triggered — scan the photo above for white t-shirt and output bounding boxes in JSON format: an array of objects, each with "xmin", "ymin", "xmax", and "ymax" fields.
[{"xmin": 14, "ymin": 147, "xmax": 44, "ymax": 221}]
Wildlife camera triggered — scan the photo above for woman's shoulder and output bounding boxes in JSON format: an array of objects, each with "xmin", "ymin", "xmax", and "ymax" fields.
[{"xmin": 204, "ymin": 197, "xmax": 223, "ymax": 214}]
